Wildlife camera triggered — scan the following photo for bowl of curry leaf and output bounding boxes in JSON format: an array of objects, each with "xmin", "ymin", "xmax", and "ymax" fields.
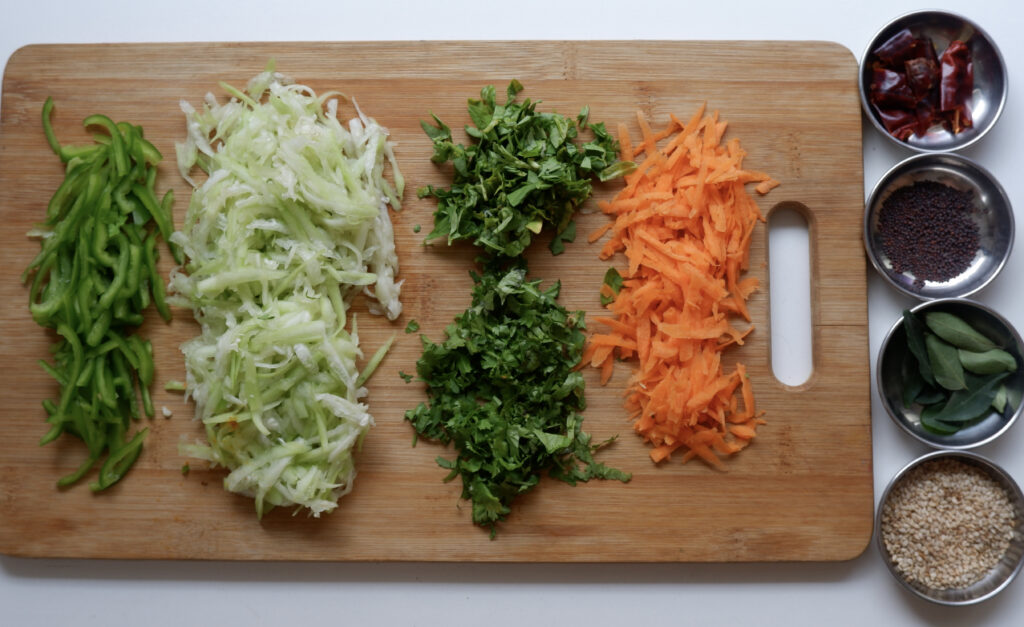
[{"xmin": 877, "ymin": 298, "xmax": 1024, "ymax": 449}]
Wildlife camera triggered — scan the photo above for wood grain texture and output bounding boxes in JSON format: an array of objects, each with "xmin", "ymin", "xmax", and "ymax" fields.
[{"xmin": 0, "ymin": 41, "xmax": 871, "ymax": 561}]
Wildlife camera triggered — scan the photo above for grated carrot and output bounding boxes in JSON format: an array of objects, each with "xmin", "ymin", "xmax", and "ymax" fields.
[{"xmin": 587, "ymin": 105, "xmax": 777, "ymax": 469}]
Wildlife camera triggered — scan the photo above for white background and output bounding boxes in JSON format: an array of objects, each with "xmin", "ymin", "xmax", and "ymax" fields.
[{"xmin": 2, "ymin": 1, "xmax": 1022, "ymax": 625}]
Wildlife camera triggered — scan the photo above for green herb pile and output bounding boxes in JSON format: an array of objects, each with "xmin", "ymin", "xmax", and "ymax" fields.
[
  {"xmin": 419, "ymin": 80, "xmax": 633, "ymax": 257},
  {"xmin": 21, "ymin": 98, "xmax": 176, "ymax": 490},
  {"xmin": 406, "ymin": 260, "xmax": 630, "ymax": 530},
  {"xmin": 899, "ymin": 309, "xmax": 1019, "ymax": 434},
  {"xmin": 407, "ymin": 81, "xmax": 632, "ymax": 535}
]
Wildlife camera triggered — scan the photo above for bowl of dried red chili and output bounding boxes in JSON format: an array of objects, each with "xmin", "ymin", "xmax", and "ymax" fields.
[
  {"xmin": 859, "ymin": 10, "xmax": 1007, "ymax": 152},
  {"xmin": 864, "ymin": 153, "xmax": 1013, "ymax": 300}
]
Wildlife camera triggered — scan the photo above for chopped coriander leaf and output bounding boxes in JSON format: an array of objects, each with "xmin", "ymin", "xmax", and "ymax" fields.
[
  {"xmin": 413, "ymin": 224, "xmax": 421, "ymax": 233},
  {"xmin": 405, "ymin": 259, "xmax": 630, "ymax": 536},
  {"xmin": 405, "ymin": 319, "xmax": 420, "ymax": 334},
  {"xmin": 399, "ymin": 371, "xmax": 414, "ymax": 383},
  {"xmin": 600, "ymin": 267, "xmax": 624, "ymax": 306},
  {"xmin": 549, "ymin": 220, "xmax": 576, "ymax": 256},
  {"xmin": 418, "ymin": 81, "xmax": 634, "ymax": 258}
]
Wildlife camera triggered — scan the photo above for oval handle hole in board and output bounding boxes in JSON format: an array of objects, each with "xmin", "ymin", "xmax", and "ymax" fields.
[{"xmin": 768, "ymin": 205, "xmax": 813, "ymax": 386}]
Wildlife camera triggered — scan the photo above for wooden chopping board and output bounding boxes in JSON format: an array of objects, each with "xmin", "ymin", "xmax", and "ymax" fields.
[{"xmin": 0, "ymin": 41, "xmax": 870, "ymax": 562}]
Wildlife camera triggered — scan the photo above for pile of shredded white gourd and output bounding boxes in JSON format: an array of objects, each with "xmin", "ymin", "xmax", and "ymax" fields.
[{"xmin": 169, "ymin": 67, "xmax": 403, "ymax": 517}]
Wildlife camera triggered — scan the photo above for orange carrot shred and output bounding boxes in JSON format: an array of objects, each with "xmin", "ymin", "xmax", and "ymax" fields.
[
  {"xmin": 617, "ymin": 122, "xmax": 634, "ymax": 162},
  {"xmin": 586, "ymin": 105, "xmax": 777, "ymax": 469},
  {"xmin": 588, "ymin": 220, "xmax": 614, "ymax": 243},
  {"xmin": 600, "ymin": 356, "xmax": 615, "ymax": 385},
  {"xmin": 729, "ymin": 424, "xmax": 758, "ymax": 440}
]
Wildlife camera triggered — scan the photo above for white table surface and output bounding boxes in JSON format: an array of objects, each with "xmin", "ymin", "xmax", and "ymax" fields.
[{"xmin": 2, "ymin": 0, "xmax": 1022, "ymax": 624}]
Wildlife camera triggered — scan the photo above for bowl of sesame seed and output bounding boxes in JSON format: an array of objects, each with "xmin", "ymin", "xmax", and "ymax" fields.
[
  {"xmin": 877, "ymin": 450, "xmax": 1024, "ymax": 605},
  {"xmin": 864, "ymin": 153, "xmax": 1013, "ymax": 300}
]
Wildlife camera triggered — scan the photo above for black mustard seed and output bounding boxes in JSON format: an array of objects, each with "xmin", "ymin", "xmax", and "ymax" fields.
[{"xmin": 877, "ymin": 180, "xmax": 978, "ymax": 285}]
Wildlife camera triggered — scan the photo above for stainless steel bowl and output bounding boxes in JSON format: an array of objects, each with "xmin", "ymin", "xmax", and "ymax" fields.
[
  {"xmin": 864, "ymin": 153, "xmax": 1013, "ymax": 300},
  {"xmin": 859, "ymin": 10, "xmax": 1007, "ymax": 152},
  {"xmin": 877, "ymin": 298, "xmax": 1024, "ymax": 449},
  {"xmin": 877, "ymin": 450, "xmax": 1024, "ymax": 605}
]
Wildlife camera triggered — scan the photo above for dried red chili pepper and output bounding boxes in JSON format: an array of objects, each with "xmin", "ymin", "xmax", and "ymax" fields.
[
  {"xmin": 874, "ymin": 106, "xmax": 919, "ymax": 140},
  {"xmin": 871, "ymin": 68, "xmax": 918, "ymax": 107},
  {"xmin": 940, "ymin": 40, "xmax": 974, "ymax": 133},
  {"xmin": 873, "ymin": 28, "xmax": 918, "ymax": 65},
  {"xmin": 868, "ymin": 31, "xmax": 974, "ymax": 140},
  {"xmin": 905, "ymin": 56, "xmax": 939, "ymax": 98},
  {"xmin": 913, "ymin": 100, "xmax": 936, "ymax": 137}
]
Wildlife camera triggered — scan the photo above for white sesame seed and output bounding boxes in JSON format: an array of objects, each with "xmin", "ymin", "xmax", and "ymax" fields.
[{"xmin": 880, "ymin": 458, "xmax": 1016, "ymax": 590}]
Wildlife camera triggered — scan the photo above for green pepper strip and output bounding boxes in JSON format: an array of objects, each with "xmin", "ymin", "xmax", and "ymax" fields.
[
  {"xmin": 93, "ymin": 354, "xmax": 117, "ymax": 410},
  {"xmin": 91, "ymin": 215, "xmax": 116, "ymax": 267},
  {"xmin": 74, "ymin": 356, "xmax": 95, "ymax": 388},
  {"xmin": 60, "ymin": 144, "xmax": 105, "ymax": 162},
  {"xmin": 42, "ymin": 164, "xmax": 89, "ymax": 225},
  {"xmin": 38, "ymin": 359, "xmax": 67, "ymax": 387},
  {"xmin": 113, "ymin": 184, "xmax": 136, "ymax": 216},
  {"xmin": 124, "ymin": 240, "xmax": 142, "ymax": 298},
  {"xmin": 130, "ymin": 336, "xmax": 153, "ymax": 388},
  {"xmin": 41, "ymin": 97, "xmax": 62, "ymax": 156},
  {"xmin": 139, "ymin": 384, "xmax": 154, "ymax": 418},
  {"xmin": 130, "ymin": 337, "xmax": 155, "ymax": 418},
  {"xmin": 75, "ymin": 271, "xmax": 95, "ymax": 337},
  {"xmin": 70, "ymin": 397, "xmax": 100, "ymax": 454},
  {"xmin": 144, "ymin": 233, "xmax": 170, "ymax": 321},
  {"xmin": 82, "ymin": 114, "xmax": 128, "ymax": 177},
  {"xmin": 51, "ymin": 325, "xmax": 83, "ymax": 428},
  {"xmin": 27, "ymin": 252, "xmax": 58, "ymax": 314},
  {"xmin": 98, "ymin": 234, "xmax": 130, "ymax": 311},
  {"xmin": 89, "ymin": 427, "xmax": 147, "ymax": 491},
  {"xmin": 86, "ymin": 309, "xmax": 112, "ymax": 348},
  {"xmin": 132, "ymin": 183, "xmax": 181, "ymax": 264},
  {"xmin": 56, "ymin": 450, "xmax": 102, "ymax": 488},
  {"xmin": 138, "ymin": 136, "xmax": 162, "ymax": 165},
  {"xmin": 109, "ymin": 348, "xmax": 138, "ymax": 420}
]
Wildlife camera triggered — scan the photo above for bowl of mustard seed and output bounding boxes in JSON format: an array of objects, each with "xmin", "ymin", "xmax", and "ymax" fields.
[
  {"xmin": 877, "ymin": 450, "xmax": 1024, "ymax": 605},
  {"xmin": 864, "ymin": 153, "xmax": 1013, "ymax": 300}
]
